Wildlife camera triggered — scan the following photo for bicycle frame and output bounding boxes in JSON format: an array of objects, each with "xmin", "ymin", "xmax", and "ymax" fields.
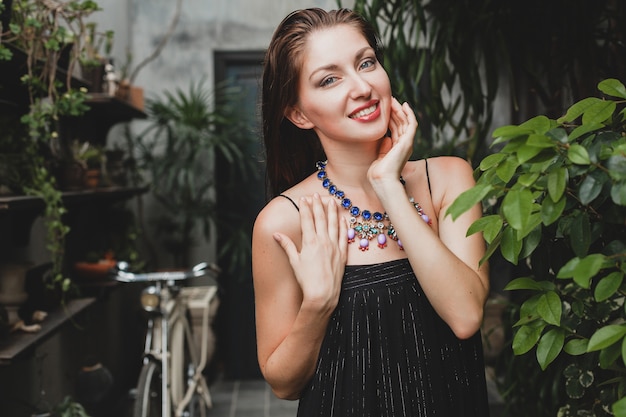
[{"xmin": 113, "ymin": 262, "xmax": 219, "ymax": 417}]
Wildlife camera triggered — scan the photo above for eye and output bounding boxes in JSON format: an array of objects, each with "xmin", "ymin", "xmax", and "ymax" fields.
[
  {"xmin": 320, "ymin": 76, "xmax": 338, "ymax": 87},
  {"xmin": 359, "ymin": 58, "xmax": 376, "ymax": 70}
]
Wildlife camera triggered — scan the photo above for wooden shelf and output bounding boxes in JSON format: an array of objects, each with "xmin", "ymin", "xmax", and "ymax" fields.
[
  {"xmin": 0, "ymin": 297, "xmax": 96, "ymax": 365},
  {"xmin": 0, "ymin": 186, "xmax": 148, "ymax": 213},
  {"xmin": 0, "ymin": 186, "xmax": 148, "ymax": 246}
]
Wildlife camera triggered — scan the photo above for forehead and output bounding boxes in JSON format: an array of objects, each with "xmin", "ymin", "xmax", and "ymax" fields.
[{"xmin": 300, "ymin": 24, "xmax": 370, "ymax": 71}]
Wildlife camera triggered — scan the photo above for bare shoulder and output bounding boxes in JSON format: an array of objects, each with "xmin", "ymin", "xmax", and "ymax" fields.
[
  {"xmin": 427, "ymin": 155, "xmax": 473, "ymax": 175},
  {"xmin": 428, "ymin": 156, "xmax": 474, "ymax": 185},
  {"xmin": 424, "ymin": 156, "xmax": 476, "ymax": 207},
  {"xmin": 253, "ymin": 194, "xmax": 301, "ymax": 241}
]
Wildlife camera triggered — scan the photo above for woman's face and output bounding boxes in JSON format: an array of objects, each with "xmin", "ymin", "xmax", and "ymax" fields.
[{"xmin": 288, "ymin": 24, "xmax": 392, "ymax": 146}]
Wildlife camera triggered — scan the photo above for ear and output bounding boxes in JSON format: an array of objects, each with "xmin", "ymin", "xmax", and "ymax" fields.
[{"xmin": 285, "ymin": 105, "xmax": 314, "ymax": 130}]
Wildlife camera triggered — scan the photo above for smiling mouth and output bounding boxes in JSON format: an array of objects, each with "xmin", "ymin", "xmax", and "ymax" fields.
[{"xmin": 349, "ymin": 103, "xmax": 377, "ymax": 119}]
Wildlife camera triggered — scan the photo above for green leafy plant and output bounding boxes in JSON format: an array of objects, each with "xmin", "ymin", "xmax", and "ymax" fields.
[
  {"xmin": 448, "ymin": 78, "xmax": 626, "ymax": 416},
  {"xmin": 0, "ymin": 0, "xmax": 109, "ymax": 293},
  {"xmin": 129, "ymin": 80, "xmax": 258, "ymax": 269}
]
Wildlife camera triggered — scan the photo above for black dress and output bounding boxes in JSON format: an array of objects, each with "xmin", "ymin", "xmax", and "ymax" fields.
[{"xmin": 297, "ymin": 258, "xmax": 490, "ymax": 417}]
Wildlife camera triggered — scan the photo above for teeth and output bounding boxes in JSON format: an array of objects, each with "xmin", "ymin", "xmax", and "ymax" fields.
[{"xmin": 350, "ymin": 104, "xmax": 376, "ymax": 119}]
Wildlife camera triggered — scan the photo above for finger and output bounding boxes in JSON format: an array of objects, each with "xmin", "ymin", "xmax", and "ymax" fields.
[
  {"xmin": 273, "ymin": 232, "xmax": 298, "ymax": 262},
  {"xmin": 298, "ymin": 196, "xmax": 316, "ymax": 245},
  {"xmin": 403, "ymin": 102, "xmax": 417, "ymax": 129},
  {"xmin": 338, "ymin": 211, "xmax": 349, "ymax": 258},
  {"xmin": 310, "ymin": 193, "xmax": 328, "ymax": 238},
  {"xmin": 325, "ymin": 198, "xmax": 338, "ymax": 240}
]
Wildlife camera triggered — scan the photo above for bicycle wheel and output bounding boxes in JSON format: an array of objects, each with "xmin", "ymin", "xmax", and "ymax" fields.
[{"xmin": 133, "ymin": 361, "xmax": 162, "ymax": 417}]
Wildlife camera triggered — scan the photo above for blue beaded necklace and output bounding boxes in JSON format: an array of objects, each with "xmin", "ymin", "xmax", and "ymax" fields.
[{"xmin": 316, "ymin": 160, "xmax": 431, "ymax": 251}]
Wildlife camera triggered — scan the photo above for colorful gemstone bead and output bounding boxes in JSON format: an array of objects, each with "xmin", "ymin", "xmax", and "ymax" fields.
[{"xmin": 315, "ymin": 160, "xmax": 431, "ymax": 251}]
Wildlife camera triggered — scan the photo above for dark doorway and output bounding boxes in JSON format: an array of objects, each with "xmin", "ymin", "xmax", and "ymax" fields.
[{"xmin": 214, "ymin": 51, "xmax": 265, "ymax": 379}]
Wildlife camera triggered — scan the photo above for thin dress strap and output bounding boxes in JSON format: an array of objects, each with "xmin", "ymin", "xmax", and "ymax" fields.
[
  {"xmin": 279, "ymin": 194, "xmax": 300, "ymax": 211},
  {"xmin": 425, "ymin": 158, "xmax": 432, "ymax": 197}
]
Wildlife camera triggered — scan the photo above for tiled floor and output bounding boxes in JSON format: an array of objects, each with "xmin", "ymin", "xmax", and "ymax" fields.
[
  {"xmin": 207, "ymin": 369, "xmax": 506, "ymax": 417},
  {"xmin": 208, "ymin": 378, "xmax": 298, "ymax": 417}
]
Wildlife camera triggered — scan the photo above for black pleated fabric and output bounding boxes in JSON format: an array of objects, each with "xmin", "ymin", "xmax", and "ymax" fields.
[{"xmin": 297, "ymin": 258, "xmax": 490, "ymax": 417}]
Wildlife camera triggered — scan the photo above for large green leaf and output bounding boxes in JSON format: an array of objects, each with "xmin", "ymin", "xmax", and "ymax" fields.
[
  {"xmin": 558, "ymin": 97, "xmax": 603, "ymax": 124},
  {"xmin": 537, "ymin": 291, "xmax": 562, "ymax": 326},
  {"xmin": 612, "ymin": 181, "xmax": 626, "ymax": 205},
  {"xmin": 578, "ymin": 170, "xmax": 606, "ymax": 205},
  {"xmin": 501, "ymin": 226, "xmax": 522, "ymax": 264},
  {"xmin": 608, "ymin": 154, "xmax": 626, "ymax": 181},
  {"xmin": 557, "ymin": 254, "xmax": 606, "ymax": 289},
  {"xmin": 541, "ymin": 195, "xmax": 566, "ymax": 226},
  {"xmin": 598, "ymin": 78, "xmax": 626, "ymax": 99},
  {"xmin": 519, "ymin": 115, "xmax": 552, "ymax": 134},
  {"xmin": 536, "ymin": 328, "xmax": 565, "ymax": 370},
  {"xmin": 612, "ymin": 396, "xmax": 626, "ymax": 417},
  {"xmin": 513, "ymin": 324, "xmax": 544, "ymax": 355},
  {"xmin": 492, "ymin": 124, "xmax": 531, "ymax": 141},
  {"xmin": 479, "ymin": 152, "xmax": 506, "ymax": 171},
  {"xmin": 527, "ymin": 133, "xmax": 557, "ymax": 148},
  {"xmin": 594, "ymin": 272, "xmax": 624, "ymax": 302},
  {"xmin": 568, "ymin": 122, "xmax": 604, "ymax": 141},
  {"xmin": 564, "ymin": 338, "xmax": 588, "ymax": 356},
  {"xmin": 581, "ymin": 100, "xmax": 616, "ymax": 125},
  {"xmin": 502, "ymin": 188, "xmax": 534, "ymax": 230},
  {"xmin": 517, "ymin": 142, "xmax": 545, "ymax": 164},
  {"xmin": 446, "ymin": 183, "xmax": 493, "ymax": 220},
  {"xmin": 466, "ymin": 215, "xmax": 502, "ymax": 243},
  {"xmin": 495, "ymin": 157, "xmax": 519, "ymax": 183},
  {"xmin": 568, "ymin": 144, "xmax": 591, "ymax": 165},
  {"xmin": 520, "ymin": 225, "xmax": 542, "ymax": 258},
  {"xmin": 587, "ymin": 324, "xmax": 626, "ymax": 352},
  {"xmin": 505, "ymin": 277, "xmax": 555, "ymax": 291},
  {"xmin": 547, "ymin": 167, "xmax": 568, "ymax": 202}
]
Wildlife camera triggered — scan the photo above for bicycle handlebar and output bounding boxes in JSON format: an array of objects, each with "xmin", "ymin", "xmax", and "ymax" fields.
[{"xmin": 111, "ymin": 261, "xmax": 221, "ymax": 283}]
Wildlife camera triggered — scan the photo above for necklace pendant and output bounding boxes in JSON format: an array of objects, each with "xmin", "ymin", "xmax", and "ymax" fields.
[{"xmin": 316, "ymin": 160, "xmax": 431, "ymax": 251}]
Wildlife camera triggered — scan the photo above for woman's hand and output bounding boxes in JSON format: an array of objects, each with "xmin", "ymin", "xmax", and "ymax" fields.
[
  {"xmin": 273, "ymin": 193, "xmax": 348, "ymax": 309},
  {"xmin": 368, "ymin": 97, "xmax": 418, "ymax": 185}
]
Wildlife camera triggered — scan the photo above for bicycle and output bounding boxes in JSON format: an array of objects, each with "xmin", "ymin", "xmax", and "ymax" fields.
[{"xmin": 112, "ymin": 261, "xmax": 221, "ymax": 417}]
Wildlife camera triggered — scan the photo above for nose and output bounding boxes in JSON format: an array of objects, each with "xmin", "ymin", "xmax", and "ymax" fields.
[{"xmin": 349, "ymin": 73, "xmax": 372, "ymax": 99}]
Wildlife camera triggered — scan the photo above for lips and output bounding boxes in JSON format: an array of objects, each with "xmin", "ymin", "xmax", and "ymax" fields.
[{"xmin": 348, "ymin": 101, "xmax": 380, "ymax": 121}]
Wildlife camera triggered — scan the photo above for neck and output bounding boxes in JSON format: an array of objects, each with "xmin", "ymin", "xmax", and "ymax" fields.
[{"xmin": 322, "ymin": 144, "xmax": 380, "ymax": 190}]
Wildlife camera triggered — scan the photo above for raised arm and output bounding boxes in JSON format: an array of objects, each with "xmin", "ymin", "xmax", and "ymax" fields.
[
  {"xmin": 368, "ymin": 99, "xmax": 489, "ymax": 339},
  {"xmin": 252, "ymin": 194, "xmax": 347, "ymax": 399}
]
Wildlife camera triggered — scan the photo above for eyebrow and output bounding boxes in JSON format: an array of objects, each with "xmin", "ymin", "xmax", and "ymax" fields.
[{"xmin": 308, "ymin": 46, "xmax": 373, "ymax": 81}]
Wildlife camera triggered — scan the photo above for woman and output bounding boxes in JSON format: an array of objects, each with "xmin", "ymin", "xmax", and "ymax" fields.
[{"xmin": 252, "ymin": 7, "xmax": 491, "ymax": 416}]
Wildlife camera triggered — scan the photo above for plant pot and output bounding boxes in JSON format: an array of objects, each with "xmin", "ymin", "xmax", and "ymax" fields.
[
  {"xmin": 129, "ymin": 85, "xmax": 144, "ymax": 111},
  {"xmin": 84, "ymin": 169, "xmax": 100, "ymax": 188},
  {"xmin": 59, "ymin": 160, "xmax": 86, "ymax": 190},
  {"xmin": 0, "ymin": 262, "xmax": 31, "ymax": 326}
]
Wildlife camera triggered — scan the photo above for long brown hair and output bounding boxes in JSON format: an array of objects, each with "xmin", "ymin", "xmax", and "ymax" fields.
[{"xmin": 261, "ymin": 8, "xmax": 383, "ymax": 198}]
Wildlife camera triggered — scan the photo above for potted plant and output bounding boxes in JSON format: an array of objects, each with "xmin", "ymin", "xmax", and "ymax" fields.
[
  {"xmin": 128, "ymin": 80, "xmax": 258, "ymax": 269},
  {"xmin": 448, "ymin": 78, "xmax": 626, "ymax": 416},
  {"xmin": 68, "ymin": 140, "xmax": 104, "ymax": 189}
]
